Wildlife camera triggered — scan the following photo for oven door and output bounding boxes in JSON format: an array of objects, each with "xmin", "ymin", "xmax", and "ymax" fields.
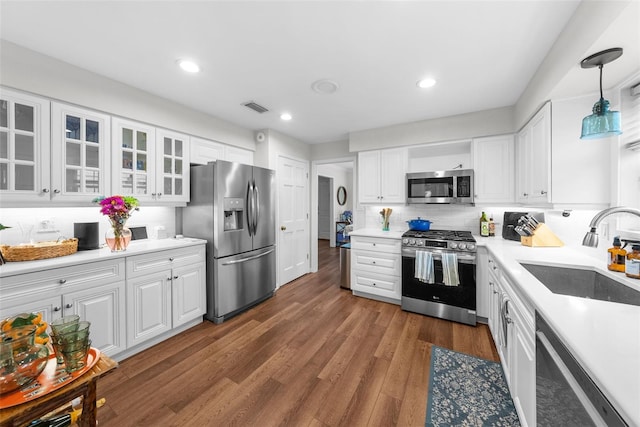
[{"xmin": 401, "ymin": 250, "xmax": 476, "ymax": 310}]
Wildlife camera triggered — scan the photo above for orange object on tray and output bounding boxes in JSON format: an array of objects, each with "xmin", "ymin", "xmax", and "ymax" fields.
[{"xmin": 0, "ymin": 348, "xmax": 101, "ymax": 409}]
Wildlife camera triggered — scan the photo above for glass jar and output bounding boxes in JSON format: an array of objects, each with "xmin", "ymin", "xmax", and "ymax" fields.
[{"xmin": 625, "ymin": 244, "xmax": 640, "ymax": 279}]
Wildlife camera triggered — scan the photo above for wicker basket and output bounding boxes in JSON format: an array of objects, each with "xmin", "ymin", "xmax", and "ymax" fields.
[{"xmin": 0, "ymin": 238, "xmax": 79, "ymax": 262}]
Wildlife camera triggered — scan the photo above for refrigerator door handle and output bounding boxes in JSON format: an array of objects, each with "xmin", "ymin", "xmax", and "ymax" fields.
[
  {"xmin": 221, "ymin": 248, "xmax": 275, "ymax": 265},
  {"xmin": 246, "ymin": 181, "xmax": 254, "ymax": 236},
  {"xmin": 253, "ymin": 180, "xmax": 260, "ymax": 234}
]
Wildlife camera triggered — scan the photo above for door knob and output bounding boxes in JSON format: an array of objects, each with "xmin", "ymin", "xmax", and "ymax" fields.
[{"xmin": 281, "ymin": 226, "xmax": 287, "ymax": 231}]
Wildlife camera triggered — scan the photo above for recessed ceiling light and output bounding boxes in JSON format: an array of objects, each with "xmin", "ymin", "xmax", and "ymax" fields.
[
  {"xmin": 417, "ymin": 78, "xmax": 436, "ymax": 89},
  {"xmin": 177, "ymin": 59, "xmax": 200, "ymax": 73},
  {"xmin": 280, "ymin": 113, "xmax": 292, "ymax": 121}
]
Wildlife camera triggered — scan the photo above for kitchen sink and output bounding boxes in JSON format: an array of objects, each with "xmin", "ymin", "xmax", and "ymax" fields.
[{"xmin": 519, "ymin": 263, "xmax": 640, "ymax": 307}]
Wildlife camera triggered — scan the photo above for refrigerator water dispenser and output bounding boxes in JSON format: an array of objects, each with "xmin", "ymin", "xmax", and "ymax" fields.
[{"xmin": 223, "ymin": 198, "xmax": 244, "ymax": 231}]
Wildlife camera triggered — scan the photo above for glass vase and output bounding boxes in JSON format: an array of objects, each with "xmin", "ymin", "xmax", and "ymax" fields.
[{"xmin": 105, "ymin": 220, "xmax": 132, "ymax": 252}]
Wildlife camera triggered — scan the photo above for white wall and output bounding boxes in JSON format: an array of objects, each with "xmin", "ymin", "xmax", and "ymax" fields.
[
  {"xmin": 311, "ymin": 140, "xmax": 351, "ymax": 160},
  {"xmin": 0, "ymin": 40, "xmax": 256, "ymax": 150},
  {"xmin": 348, "ymin": 106, "xmax": 514, "ymax": 152},
  {"xmin": 0, "ymin": 206, "xmax": 175, "ymax": 246},
  {"xmin": 317, "ymin": 163, "xmax": 353, "ymax": 220}
]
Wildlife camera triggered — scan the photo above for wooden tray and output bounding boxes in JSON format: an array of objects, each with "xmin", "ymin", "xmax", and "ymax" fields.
[
  {"xmin": 0, "ymin": 347, "xmax": 100, "ymax": 409},
  {"xmin": 0, "ymin": 238, "xmax": 78, "ymax": 262}
]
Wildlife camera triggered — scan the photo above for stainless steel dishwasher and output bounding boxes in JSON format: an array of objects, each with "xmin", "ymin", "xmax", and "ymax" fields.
[{"xmin": 535, "ymin": 311, "xmax": 627, "ymax": 426}]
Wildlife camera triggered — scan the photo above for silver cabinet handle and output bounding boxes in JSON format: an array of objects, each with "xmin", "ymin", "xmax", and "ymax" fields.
[
  {"xmin": 42, "ymin": 188, "xmax": 49, "ymax": 193},
  {"xmin": 168, "ymin": 277, "xmax": 173, "ymax": 281},
  {"xmin": 53, "ymin": 189, "xmax": 61, "ymax": 194},
  {"xmin": 540, "ymin": 190, "xmax": 547, "ymax": 195},
  {"xmin": 222, "ymin": 248, "xmax": 275, "ymax": 265},
  {"xmin": 65, "ymin": 303, "xmax": 73, "ymax": 309},
  {"xmin": 59, "ymin": 279, "xmax": 67, "ymax": 284},
  {"xmin": 173, "ymin": 275, "xmax": 178, "ymax": 279},
  {"xmin": 53, "ymin": 306, "xmax": 62, "ymax": 312}
]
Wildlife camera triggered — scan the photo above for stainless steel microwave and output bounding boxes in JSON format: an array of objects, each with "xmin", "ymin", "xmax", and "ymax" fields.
[{"xmin": 406, "ymin": 169, "xmax": 474, "ymax": 204}]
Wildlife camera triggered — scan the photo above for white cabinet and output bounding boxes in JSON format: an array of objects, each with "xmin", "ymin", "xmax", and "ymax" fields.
[
  {"xmin": 190, "ymin": 136, "xmax": 254, "ymax": 166},
  {"xmin": 358, "ymin": 148, "xmax": 407, "ymax": 204},
  {"xmin": 0, "ymin": 87, "xmax": 51, "ymax": 203},
  {"xmin": 0, "ymin": 258, "xmax": 127, "ymax": 357},
  {"xmin": 126, "ymin": 245, "xmax": 206, "ymax": 348},
  {"xmin": 51, "ymin": 102, "xmax": 111, "ymax": 202},
  {"xmin": 350, "ymin": 235, "xmax": 402, "ymax": 303},
  {"xmin": 155, "ymin": 128, "xmax": 189, "ymax": 203},
  {"xmin": 473, "ymin": 135, "xmax": 515, "ymax": 204},
  {"xmin": 190, "ymin": 136, "xmax": 225, "ymax": 165},
  {"xmin": 475, "ymin": 247, "xmax": 490, "ymax": 320},
  {"xmin": 224, "ymin": 145, "xmax": 254, "ymax": 165},
  {"xmin": 486, "ymin": 252, "xmax": 536, "ymax": 427},
  {"xmin": 112, "ymin": 118, "xmax": 189, "ymax": 204},
  {"xmin": 516, "ymin": 102, "xmax": 551, "ymax": 204}
]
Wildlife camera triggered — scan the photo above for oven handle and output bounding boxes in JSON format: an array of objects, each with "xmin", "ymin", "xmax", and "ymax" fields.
[
  {"xmin": 536, "ymin": 330, "xmax": 607, "ymax": 425},
  {"xmin": 402, "ymin": 250, "xmax": 476, "ymax": 264}
]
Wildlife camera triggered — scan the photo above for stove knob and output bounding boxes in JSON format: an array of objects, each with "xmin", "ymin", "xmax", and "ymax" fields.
[
  {"xmin": 402, "ymin": 238, "xmax": 408, "ymax": 244},
  {"xmin": 450, "ymin": 242, "xmax": 458, "ymax": 249},
  {"xmin": 458, "ymin": 243, "xmax": 467, "ymax": 250},
  {"xmin": 467, "ymin": 243, "xmax": 476, "ymax": 251},
  {"xmin": 409, "ymin": 239, "xmax": 416, "ymax": 246},
  {"xmin": 417, "ymin": 240, "xmax": 424, "ymax": 246}
]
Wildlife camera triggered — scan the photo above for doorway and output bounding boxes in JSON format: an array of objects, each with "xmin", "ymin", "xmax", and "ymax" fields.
[{"xmin": 318, "ymin": 176, "xmax": 333, "ymax": 241}]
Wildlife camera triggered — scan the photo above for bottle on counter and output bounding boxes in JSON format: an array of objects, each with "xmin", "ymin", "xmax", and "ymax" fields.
[
  {"xmin": 625, "ymin": 244, "xmax": 640, "ymax": 279},
  {"xmin": 607, "ymin": 236, "xmax": 626, "ymax": 272},
  {"xmin": 480, "ymin": 211, "xmax": 489, "ymax": 237},
  {"xmin": 488, "ymin": 215, "xmax": 495, "ymax": 237}
]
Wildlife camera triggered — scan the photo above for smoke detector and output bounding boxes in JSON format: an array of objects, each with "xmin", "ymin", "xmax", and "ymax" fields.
[
  {"xmin": 311, "ymin": 79, "xmax": 339, "ymax": 94},
  {"xmin": 255, "ymin": 131, "xmax": 267, "ymax": 143}
]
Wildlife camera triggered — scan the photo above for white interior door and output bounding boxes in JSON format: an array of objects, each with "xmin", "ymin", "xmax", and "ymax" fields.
[
  {"xmin": 278, "ymin": 156, "xmax": 310, "ymax": 287},
  {"xmin": 318, "ymin": 176, "xmax": 331, "ymax": 240}
]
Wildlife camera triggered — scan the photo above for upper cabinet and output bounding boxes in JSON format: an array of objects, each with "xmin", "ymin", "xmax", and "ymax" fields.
[
  {"xmin": 0, "ymin": 87, "xmax": 51, "ymax": 204},
  {"xmin": 155, "ymin": 128, "xmax": 189, "ymax": 203},
  {"xmin": 473, "ymin": 135, "xmax": 515, "ymax": 204},
  {"xmin": 358, "ymin": 148, "xmax": 407, "ymax": 204},
  {"xmin": 190, "ymin": 136, "xmax": 254, "ymax": 166},
  {"xmin": 51, "ymin": 102, "xmax": 111, "ymax": 202},
  {"xmin": 112, "ymin": 117, "xmax": 156, "ymax": 202},
  {"xmin": 516, "ymin": 102, "xmax": 551, "ymax": 205}
]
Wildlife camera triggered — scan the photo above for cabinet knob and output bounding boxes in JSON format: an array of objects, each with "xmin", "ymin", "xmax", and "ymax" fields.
[
  {"xmin": 65, "ymin": 303, "xmax": 73, "ymax": 309},
  {"xmin": 372, "ymin": 261, "xmax": 376, "ymax": 264},
  {"xmin": 42, "ymin": 188, "xmax": 49, "ymax": 193},
  {"xmin": 59, "ymin": 279, "xmax": 67, "ymax": 284},
  {"xmin": 372, "ymin": 243, "xmax": 376, "ymax": 246},
  {"xmin": 540, "ymin": 190, "xmax": 547, "ymax": 195},
  {"xmin": 280, "ymin": 226, "xmax": 287, "ymax": 231},
  {"xmin": 53, "ymin": 189, "xmax": 61, "ymax": 194},
  {"xmin": 53, "ymin": 306, "xmax": 61, "ymax": 312},
  {"xmin": 505, "ymin": 316, "xmax": 513, "ymax": 324},
  {"xmin": 152, "ymin": 193, "xmax": 157, "ymax": 197},
  {"xmin": 372, "ymin": 283, "xmax": 376, "ymax": 286},
  {"xmin": 169, "ymin": 257, "xmax": 174, "ymax": 261},
  {"xmin": 173, "ymin": 275, "xmax": 179, "ymax": 280},
  {"xmin": 523, "ymin": 193, "xmax": 528, "ymax": 197},
  {"xmin": 168, "ymin": 277, "xmax": 173, "ymax": 281}
]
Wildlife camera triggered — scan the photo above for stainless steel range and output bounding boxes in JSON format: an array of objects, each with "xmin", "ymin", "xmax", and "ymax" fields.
[{"xmin": 401, "ymin": 229, "xmax": 477, "ymax": 325}]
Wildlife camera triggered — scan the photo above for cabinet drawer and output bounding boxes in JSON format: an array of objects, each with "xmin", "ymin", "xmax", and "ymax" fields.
[
  {"xmin": 0, "ymin": 259, "xmax": 125, "ymax": 296},
  {"xmin": 127, "ymin": 245, "xmax": 205, "ymax": 278},
  {"xmin": 351, "ymin": 250, "xmax": 401, "ymax": 276},
  {"xmin": 352, "ymin": 270, "xmax": 399, "ymax": 292},
  {"xmin": 350, "ymin": 236, "xmax": 401, "ymax": 254}
]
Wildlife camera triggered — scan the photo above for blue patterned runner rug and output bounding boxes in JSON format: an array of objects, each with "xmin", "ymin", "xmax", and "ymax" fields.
[{"xmin": 426, "ymin": 346, "xmax": 520, "ymax": 426}]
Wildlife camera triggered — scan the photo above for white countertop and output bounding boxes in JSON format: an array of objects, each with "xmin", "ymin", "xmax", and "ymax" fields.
[
  {"xmin": 0, "ymin": 237, "xmax": 207, "ymax": 277},
  {"xmin": 348, "ymin": 228, "xmax": 405, "ymax": 239},
  {"xmin": 478, "ymin": 238, "xmax": 640, "ymax": 426}
]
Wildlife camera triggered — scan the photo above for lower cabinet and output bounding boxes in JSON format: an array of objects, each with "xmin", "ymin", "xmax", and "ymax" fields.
[
  {"xmin": 485, "ymin": 253, "xmax": 536, "ymax": 427},
  {"xmin": 0, "ymin": 259, "xmax": 127, "ymax": 357},
  {"xmin": 126, "ymin": 245, "xmax": 206, "ymax": 348},
  {"xmin": 350, "ymin": 235, "xmax": 402, "ymax": 303},
  {"xmin": 0, "ymin": 243, "xmax": 206, "ymax": 360}
]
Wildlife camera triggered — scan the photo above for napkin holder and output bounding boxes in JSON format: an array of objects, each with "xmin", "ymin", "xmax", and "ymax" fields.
[{"xmin": 521, "ymin": 223, "xmax": 564, "ymax": 247}]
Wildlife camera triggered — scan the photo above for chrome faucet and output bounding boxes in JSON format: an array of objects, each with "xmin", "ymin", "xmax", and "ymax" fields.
[{"xmin": 582, "ymin": 206, "xmax": 640, "ymax": 247}]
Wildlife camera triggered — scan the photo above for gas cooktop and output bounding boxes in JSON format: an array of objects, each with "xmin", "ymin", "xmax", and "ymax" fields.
[{"xmin": 402, "ymin": 229, "xmax": 476, "ymax": 252}]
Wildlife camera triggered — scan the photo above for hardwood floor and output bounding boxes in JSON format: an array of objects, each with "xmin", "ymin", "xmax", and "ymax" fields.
[{"xmin": 97, "ymin": 240, "xmax": 498, "ymax": 426}]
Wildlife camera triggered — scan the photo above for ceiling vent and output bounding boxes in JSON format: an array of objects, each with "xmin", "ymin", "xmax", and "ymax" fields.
[{"xmin": 242, "ymin": 101, "xmax": 269, "ymax": 114}]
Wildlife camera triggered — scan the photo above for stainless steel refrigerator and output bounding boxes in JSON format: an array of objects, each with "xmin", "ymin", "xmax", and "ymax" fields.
[{"xmin": 183, "ymin": 160, "xmax": 276, "ymax": 323}]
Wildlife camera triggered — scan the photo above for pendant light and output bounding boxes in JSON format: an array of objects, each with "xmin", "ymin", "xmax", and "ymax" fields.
[{"xmin": 580, "ymin": 48, "xmax": 623, "ymax": 140}]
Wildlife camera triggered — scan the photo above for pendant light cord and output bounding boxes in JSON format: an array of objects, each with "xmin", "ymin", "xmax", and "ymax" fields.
[{"xmin": 599, "ymin": 64, "xmax": 604, "ymax": 100}]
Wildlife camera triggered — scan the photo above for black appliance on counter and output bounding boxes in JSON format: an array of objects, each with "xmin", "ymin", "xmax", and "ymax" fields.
[
  {"xmin": 502, "ymin": 212, "xmax": 545, "ymax": 241},
  {"xmin": 73, "ymin": 222, "xmax": 100, "ymax": 250},
  {"xmin": 401, "ymin": 229, "xmax": 477, "ymax": 325}
]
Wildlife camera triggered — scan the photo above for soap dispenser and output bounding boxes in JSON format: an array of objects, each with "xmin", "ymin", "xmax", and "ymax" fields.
[{"xmin": 607, "ymin": 236, "xmax": 626, "ymax": 272}]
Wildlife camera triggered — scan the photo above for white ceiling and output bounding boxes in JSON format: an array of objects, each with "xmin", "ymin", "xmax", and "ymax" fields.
[{"xmin": 0, "ymin": 1, "xmax": 635, "ymax": 145}]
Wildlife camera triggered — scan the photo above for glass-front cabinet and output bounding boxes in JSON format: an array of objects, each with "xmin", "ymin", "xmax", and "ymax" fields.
[
  {"xmin": 0, "ymin": 87, "xmax": 51, "ymax": 203},
  {"xmin": 51, "ymin": 102, "xmax": 110, "ymax": 202},
  {"xmin": 112, "ymin": 117, "xmax": 156, "ymax": 202},
  {"xmin": 155, "ymin": 128, "xmax": 189, "ymax": 203}
]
